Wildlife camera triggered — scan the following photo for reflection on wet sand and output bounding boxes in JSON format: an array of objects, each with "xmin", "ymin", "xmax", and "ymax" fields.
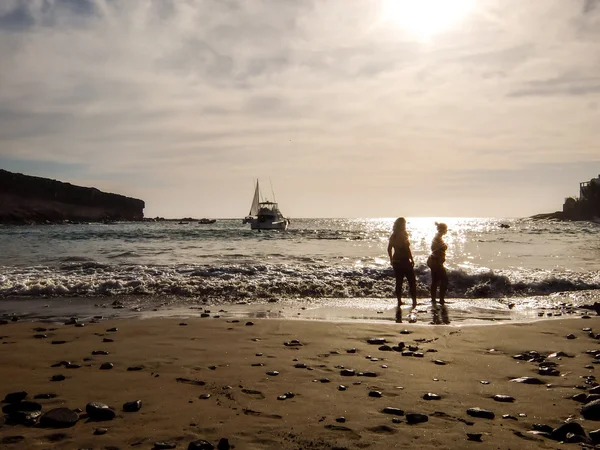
[{"xmin": 431, "ymin": 304, "xmax": 450, "ymax": 324}]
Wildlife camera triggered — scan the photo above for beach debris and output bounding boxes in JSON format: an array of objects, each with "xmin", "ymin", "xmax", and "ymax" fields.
[
  {"xmin": 188, "ymin": 440, "xmax": 215, "ymax": 450},
  {"xmin": 335, "ymin": 417, "xmax": 346, "ymax": 423},
  {"xmin": 466, "ymin": 433, "xmax": 482, "ymax": 442},
  {"xmin": 492, "ymin": 395, "xmax": 515, "ymax": 402},
  {"xmin": 369, "ymin": 391, "xmax": 383, "ymax": 398},
  {"xmin": 510, "ymin": 377, "xmax": 545, "ymax": 384},
  {"xmin": 86, "ymin": 402, "xmax": 116, "ymax": 421},
  {"xmin": 39, "ymin": 408, "xmax": 79, "ymax": 428},
  {"xmin": 176, "ymin": 377, "xmax": 205, "ymax": 386},
  {"xmin": 582, "ymin": 399, "xmax": 600, "ymax": 420},
  {"xmin": 367, "ymin": 338, "xmax": 386, "ymax": 345},
  {"xmin": 382, "ymin": 407, "xmax": 405, "ymax": 416},
  {"xmin": 406, "ymin": 413, "xmax": 428, "ymax": 424},
  {"xmin": 466, "ymin": 408, "xmax": 495, "ymax": 419},
  {"xmin": 100, "ymin": 362, "xmax": 114, "ymax": 370},
  {"xmin": 123, "ymin": 400, "xmax": 142, "ymax": 412},
  {"xmin": 423, "ymin": 393, "xmax": 441, "ymax": 400},
  {"xmin": 3, "ymin": 391, "xmax": 28, "ymax": 403}
]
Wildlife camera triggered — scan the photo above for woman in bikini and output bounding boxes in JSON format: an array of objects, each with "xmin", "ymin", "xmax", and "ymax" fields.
[
  {"xmin": 387, "ymin": 217, "xmax": 417, "ymax": 308},
  {"xmin": 427, "ymin": 222, "xmax": 448, "ymax": 304}
]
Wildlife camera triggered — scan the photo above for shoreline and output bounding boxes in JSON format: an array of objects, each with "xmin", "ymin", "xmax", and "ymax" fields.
[{"xmin": 2, "ymin": 316, "xmax": 600, "ymax": 448}]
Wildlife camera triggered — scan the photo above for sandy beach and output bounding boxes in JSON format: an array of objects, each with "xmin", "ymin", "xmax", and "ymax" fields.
[{"xmin": 2, "ymin": 314, "xmax": 600, "ymax": 449}]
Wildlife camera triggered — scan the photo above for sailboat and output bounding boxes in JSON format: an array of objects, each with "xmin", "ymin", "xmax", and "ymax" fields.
[{"xmin": 243, "ymin": 180, "xmax": 290, "ymax": 230}]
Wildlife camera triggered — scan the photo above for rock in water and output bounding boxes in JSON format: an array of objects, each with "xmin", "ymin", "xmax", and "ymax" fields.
[
  {"xmin": 85, "ymin": 402, "xmax": 116, "ymax": 421},
  {"xmin": 406, "ymin": 413, "xmax": 428, "ymax": 424},
  {"xmin": 39, "ymin": 408, "xmax": 79, "ymax": 428},
  {"xmin": 582, "ymin": 399, "xmax": 600, "ymax": 420},
  {"xmin": 188, "ymin": 440, "xmax": 215, "ymax": 450},
  {"xmin": 466, "ymin": 408, "xmax": 495, "ymax": 419},
  {"xmin": 123, "ymin": 400, "xmax": 142, "ymax": 412}
]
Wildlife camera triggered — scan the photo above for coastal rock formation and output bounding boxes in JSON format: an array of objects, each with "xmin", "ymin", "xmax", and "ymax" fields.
[
  {"xmin": 0, "ymin": 169, "xmax": 144, "ymax": 224},
  {"xmin": 533, "ymin": 173, "xmax": 600, "ymax": 222}
]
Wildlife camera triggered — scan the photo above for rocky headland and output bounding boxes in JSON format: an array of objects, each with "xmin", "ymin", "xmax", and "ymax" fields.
[{"xmin": 0, "ymin": 169, "xmax": 144, "ymax": 225}]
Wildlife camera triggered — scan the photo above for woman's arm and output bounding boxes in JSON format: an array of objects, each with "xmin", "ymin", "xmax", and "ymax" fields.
[{"xmin": 387, "ymin": 235, "xmax": 394, "ymax": 262}]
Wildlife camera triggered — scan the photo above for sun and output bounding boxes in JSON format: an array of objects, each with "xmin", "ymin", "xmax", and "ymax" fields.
[{"xmin": 380, "ymin": 0, "xmax": 474, "ymax": 41}]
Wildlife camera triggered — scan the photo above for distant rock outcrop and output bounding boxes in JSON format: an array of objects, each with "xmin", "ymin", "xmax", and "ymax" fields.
[{"xmin": 0, "ymin": 169, "xmax": 145, "ymax": 224}]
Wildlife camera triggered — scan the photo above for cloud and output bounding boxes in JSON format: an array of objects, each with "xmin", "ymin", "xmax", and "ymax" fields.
[{"xmin": 0, "ymin": 0, "xmax": 599, "ymax": 217}]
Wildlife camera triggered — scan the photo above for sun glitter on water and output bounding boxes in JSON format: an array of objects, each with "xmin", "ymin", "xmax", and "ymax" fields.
[{"xmin": 380, "ymin": 0, "xmax": 474, "ymax": 41}]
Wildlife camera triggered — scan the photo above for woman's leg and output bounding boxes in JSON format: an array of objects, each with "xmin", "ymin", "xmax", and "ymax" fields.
[
  {"xmin": 439, "ymin": 267, "xmax": 448, "ymax": 304},
  {"xmin": 430, "ymin": 268, "xmax": 440, "ymax": 303},
  {"xmin": 392, "ymin": 264, "xmax": 405, "ymax": 305},
  {"xmin": 407, "ymin": 268, "xmax": 417, "ymax": 307}
]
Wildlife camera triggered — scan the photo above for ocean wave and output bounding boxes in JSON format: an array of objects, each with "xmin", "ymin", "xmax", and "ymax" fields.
[{"xmin": 0, "ymin": 263, "xmax": 598, "ymax": 301}]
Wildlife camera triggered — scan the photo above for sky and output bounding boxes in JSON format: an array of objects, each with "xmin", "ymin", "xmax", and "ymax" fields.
[{"xmin": 1, "ymin": 0, "xmax": 599, "ymax": 219}]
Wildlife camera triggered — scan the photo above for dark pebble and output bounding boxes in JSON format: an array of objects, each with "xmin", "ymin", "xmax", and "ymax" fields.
[
  {"xmin": 266, "ymin": 371, "xmax": 279, "ymax": 376},
  {"xmin": 106, "ymin": 327, "xmax": 118, "ymax": 332},
  {"xmin": 401, "ymin": 351, "xmax": 414, "ymax": 357},
  {"xmin": 94, "ymin": 427, "xmax": 108, "ymax": 435},
  {"xmin": 123, "ymin": 400, "xmax": 142, "ymax": 412},
  {"xmin": 39, "ymin": 408, "xmax": 79, "ymax": 428},
  {"xmin": 538, "ymin": 367, "xmax": 560, "ymax": 376},
  {"xmin": 367, "ymin": 338, "xmax": 386, "ymax": 345},
  {"xmin": 413, "ymin": 352, "xmax": 424, "ymax": 358},
  {"xmin": 2, "ymin": 401, "xmax": 42, "ymax": 415},
  {"xmin": 466, "ymin": 408, "xmax": 495, "ymax": 419},
  {"xmin": 400, "ymin": 330, "xmax": 412, "ymax": 335},
  {"xmin": 510, "ymin": 377, "xmax": 545, "ymax": 384},
  {"xmin": 335, "ymin": 417, "xmax": 346, "ymax": 423},
  {"xmin": 86, "ymin": 402, "xmax": 116, "ymax": 421},
  {"xmin": 66, "ymin": 363, "xmax": 81, "ymax": 369},
  {"xmin": 358, "ymin": 371, "xmax": 377, "ymax": 377},
  {"xmin": 423, "ymin": 393, "xmax": 441, "ymax": 400},
  {"xmin": 1, "ymin": 436, "xmax": 25, "ymax": 444},
  {"xmin": 51, "ymin": 374, "xmax": 66, "ymax": 382},
  {"xmin": 378, "ymin": 345, "xmax": 393, "ymax": 351},
  {"xmin": 433, "ymin": 360, "xmax": 447, "ymax": 365},
  {"xmin": 392, "ymin": 417, "xmax": 402, "ymax": 424},
  {"xmin": 3, "ymin": 391, "xmax": 28, "ymax": 403},
  {"xmin": 245, "ymin": 321, "xmax": 254, "ymax": 326},
  {"xmin": 199, "ymin": 394, "xmax": 211, "ymax": 399},
  {"xmin": 590, "ymin": 429, "xmax": 600, "ymax": 444},
  {"xmin": 100, "ymin": 362, "xmax": 114, "ymax": 370},
  {"xmin": 92, "ymin": 350, "xmax": 109, "ymax": 355},
  {"xmin": 340, "ymin": 369, "xmax": 355, "ymax": 376},
  {"xmin": 382, "ymin": 407, "xmax": 404, "ymax": 416},
  {"xmin": 34, "ymin": 393, "xmax": 57, "ymax": 399},
  {"xmin": 466, "ymin": 433, "xmax": 482, "ymax": 442},
  {"xmin": 346, "ymin": 348, "xmax": 357, "ymax": 353},
  {"xmin": 251, "ymin": 363, "xmax": 264, "ymax": 367},
  {"xmin": 217, "ymin": 438, "xmax": 230, "ymax": 450},
  {"xmin": 294, "ymin": 363, "xmax": 307, "ymax": 368},
  {"xmin": 567, "ymin": 334, "xmax": 576, "ymax": 339},
  {"xmin": 188, "ymin": 440, "xmax": 215, "ymax": 450},
  {"xmin": 581, "ymin": 399, "xmax": 600, "ymax": 420},
  {"xmin": 127, "ymin": 366, "xmax": 144, "ymax": 371},
  {"xmin": 320, "ymin": 378, "xmax": 331, "ymax": 383},
  {"xmin": 406, "ymin": 413, "xmax": 428, "ymax": 424},
  {"xmin": 103, "ymin": 338, "xmax": 114, "ymax": 343},
  {"xmin": 502, "ymin": 414, "xmax": 518, "ymax": 420},
  {"xmin": 369, "ymin": 391, "xmax": 383, "ymax": 398},
  {"xmin": 179, "ymin": 323, "xmax": 188, "ymax": 326},
  {"xmin": 34, "ymin": 334, "xmax": 47, "ymax": 339},
  {"xmin": 154, "ymin": 442, "xmax": 177, "ymax": 449},
  {"xmin": 338, "ymin": 385, "xmax": 347, "ymax": 391},
  {"xmin": 532, "ymin": 423, "xmax": 553, "ymax": 433},
  {"xmin": 284, "ymin": 340, "xmax": 303, "ymax": 347},
  {"xmin": 51, "ymin": 340, "xmax": 67, "ymax": 345},
  {"xmin": 492, "ymin": 395, "xmax": 515, "ymax": 403}
]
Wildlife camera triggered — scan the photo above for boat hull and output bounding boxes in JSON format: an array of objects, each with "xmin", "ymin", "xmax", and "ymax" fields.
[{"xmin": 250, "ymin": 219, "xmax": 289, "ymax": 230}]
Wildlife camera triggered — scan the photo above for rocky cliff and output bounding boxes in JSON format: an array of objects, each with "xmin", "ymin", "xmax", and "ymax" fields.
[{"xmin": 0, "ymin": 169, "xmax": 145, "ymax": 224}]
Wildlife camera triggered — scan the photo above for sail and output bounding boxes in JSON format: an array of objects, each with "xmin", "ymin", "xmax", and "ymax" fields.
[{"xmin": 248, "ymin": 180, "xmax": 260, "ymax": 216}]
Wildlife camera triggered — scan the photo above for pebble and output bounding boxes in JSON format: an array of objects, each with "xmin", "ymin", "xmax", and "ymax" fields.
[
  {"xmin": 188, "ymin": 440, "xmax": 215, "ymax": 450},
  {"xmin": 92, "ymin": 350, "xmax": 109, "ymax": 356},
  {"xmin": 340, "ymin": 369, "xmax": 355, "ymax": 376},
  {"xmin": 319, "ymin": 378, "xmax": 331, "ymax": 383},
  {"xmin": 423, "ymin": 393, "xmax": 441, "ymax": 400},
  {"xmin": 480, "ymin": 380, "xmax": 490, "ymax": 385},
  {"xmin": 466, "ymin": 433, "xmax": 482, "ymax": 442},
  {"xmin": 433, "ymin": 360, "xmax": 447, "ymax": 365},
  {"xmin": 217, "ymin": 438, "xmax": 231, "ymax": 450},
  {"xmin": 538, "ymin": 367, "xmax": 560, "ymax": 376},
  {"xmin": 368, "ymin": 391, "xmax": 383, "ymax": 398},
  {"xmin": 378, "ymin": 345, "xmax": 393, "ymax": 351},
  {"xmin": 100, "ymin": 362, "xmax": 114, "ymax": 370},
  {"xmin": 123, "ymin": 400, "xmax": 142, "ymax": 412},
  {"xmin": 39, "ymin": 408, "xmax": 79, "ymax": 428},
  {"xmin": 590, "ymin": 429, "xmax": 600, "ymax": 444},
  {"xmin": 582, "ymin": 399, "xmax": 600, "ymax": 420},
  {"xmin": 492, "ymin": 395, "xmax": 515, "ymax": 402},
  {"xmin": 338, "ymin": 385, "xmax": 347, "ymax": 391},
  {"xmin": 127, "ymin": 366, "xmax": 144, "ymax": 371},
  {"xmin": 179, "ymin": 323, "xmax": 188, "ymax": 326},
  {"xmin": 266, "ymin": 371, "xmax": 279, "ymax": 376},
  {"xmin": 551, "ymin": 422, "xmax": 587, "ymax": 441},
  {"xmin": 294, "ymin": 363, "xmax": 307, "ymax": 369},
  {"xmin": 154, "ymin": 442, "xmax": 177, "ymax": 449},
  {"xmin": 510, "ymin": 377, "xmax": 545, "ymax": 384},
  {"xmin": 199, "ymin": 394, "xmax": 211, "ymax": 400},
  {"xmin": 245, "ymin": 321, "xmax": 254, "ymax": 326},
  {"xmin": 400, "ymin": 330, "xmax": 412, "ymax": 335},
  {"xmin": 367, "ymin": 338, "xmax": 386, "ymax": 345},
  {"xmin": 567, "ymin": 334, "xmax": 577, "ymax": 339},
  {"xmin": 382, "ymin": 407, "xmax": 404, "ymax": 416},
  {"xmin": 94, "ymin": 428, "xmax": 108, "ymax": 435},
  {"xmin": 3, "ymin": 391, "xmax": 28, "ymax": 403},
  {"xmin": 34, "ymin": 334, "xmax": 47, "ymax": 339},
  {"xmin": 466, "ymin": 408, "xmax": 495, "ymax": 419},
  {"xmin": 106, "ymin": 327, "xmax": 118, "ymax": 332},
  {"xmin": 392, "ymin": 417, "xmax": 402, "ymax": 424},
  {"xmin": 85, "ymin": 402, "xmax": 116, "ymax": 421},
  {"xmin": 251, "ymin": 363, "xmax": 264, "ymax": 367},
  {"xmin": 66, "ymin": 363, "xmax": 81, "ymax": 369},
  {"xmin": 51, "ymin": 375, "xmax": 66, "ymax": 382},
  {"xmin": 502, "ymin": 414, "xmax": 518, "ymax": 420},
  {"xmin": 284, "ymin": 340, "xmax": 303, "ymax": 347},
  {"xmin": 346, "ymin": 348, "xmax": 357, "ymax": 353},
  {"xmin": 406, "ymin": 413, "xmax": 428, "ymax": 424},
  {"xmin": 51, "ymin": 340, "xmax": 67, "ymax": 345},
  {"xmin": 358, "ymin": 371, "xmax": 377, "ymax": 377},
  {"xmin": 256, "ymin": 353, "xmax": 263, "ymax": 356},
  {"xmin": 34, "ymin": 393, "xmax": 56, "ymax": 399}
]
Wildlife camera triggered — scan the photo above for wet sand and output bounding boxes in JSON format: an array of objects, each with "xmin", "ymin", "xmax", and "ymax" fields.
[{"xmin": 2, "ymin": 315, "xmax": 600, "ymax": 449}]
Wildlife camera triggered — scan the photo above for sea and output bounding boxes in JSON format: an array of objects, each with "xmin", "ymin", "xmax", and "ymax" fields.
[{"xmin": 1, "ymin": 217, "xmax": 599, "ymax": 324}]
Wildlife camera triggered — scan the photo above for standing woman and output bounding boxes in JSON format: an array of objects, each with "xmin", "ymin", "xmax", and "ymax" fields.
[
  {"xmin": 387, "ymin": 217, "xmax": 417, "ymax": 307},
  {"xmin": 428, "ymin": 222, "xmax": 448, "ymax": 304}
]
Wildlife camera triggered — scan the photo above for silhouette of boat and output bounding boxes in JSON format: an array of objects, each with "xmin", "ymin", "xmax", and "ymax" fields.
[
  {"xmin": 198, "ymin": 218, "xmax": 216, "ymax": 224},
  {"xmin": 243, "ymin": 180, "xmax": 289, "ymax": 230}
]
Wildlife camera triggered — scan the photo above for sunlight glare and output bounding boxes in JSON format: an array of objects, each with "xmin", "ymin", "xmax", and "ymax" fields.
[{"xmin": 380, "ymin": 0, "xmax": 474, "ymax": 41}]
